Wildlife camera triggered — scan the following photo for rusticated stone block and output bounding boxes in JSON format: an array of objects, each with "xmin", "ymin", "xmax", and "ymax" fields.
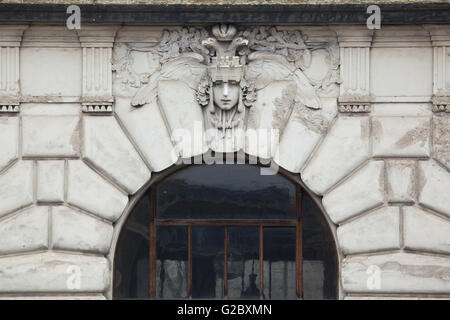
[{"xmin": 342, "ymin": 252, "xmax": 450, "ymax": 293}]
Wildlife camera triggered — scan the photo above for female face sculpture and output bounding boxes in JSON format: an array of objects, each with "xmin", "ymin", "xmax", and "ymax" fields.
[{"xmin": 212, "ymin": 80, "xmax": 240, "ymax": 111}]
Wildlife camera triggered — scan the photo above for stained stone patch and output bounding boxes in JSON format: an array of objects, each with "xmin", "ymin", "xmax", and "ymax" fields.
[
  {"xmin": 301, "ymin": 116, "xmax": 370, "ymax": 195},
  {"xmin": 432, "ymin": 116, "xmax": 450, "ymax": 171},
  {"xmin": 337, "ymin": 207, "xmax": 400, "ymax": 255},
  {"xmin": 342, "ymin": 252, "xmax": 450, "ymax": 293},
  {"xmin": 0, "ymin": 117, "xmax": 18, "ymax": 173},
  {"xmin": 66, "ymin": 160, "xmax": 128, "ymax": 222},
  {"xmin": 82, "ymin": 116, "xmax": 151, "ymax": 194},
  {"xmin": 0, "ymin": 251, "xmax": 109, "ymax": 293},
  {"xmin": 37, "ymin": 160, "xmax": 64, "ymax": 203},
  {"xmin": 22, "ymin": 116, "xmax": 80, "ymax": 158},
  {"xmin": 0, "ymin": 206, "xmax": 48, "ymax": 255},
  {"xmin": 372, "ymin": 116, "xmax": 430, "ymax": 158},
  {"xmin": 403, "ymin": 206, "xmax": 450, "ymax": 254},
  {"xmin": 275, "ymin": 98, "xmax": 336, "ymax": 173},
  {"xmin": 52, "ymin": 206, "xmax": 113, "ymax": 254},
  {"xmin": 115, "ymin": 97, "xmax": 177, "ymax": 172},
  {"xmin": 322, "ymin": 161, "xmax": 385, "ymax": 224},
  {"xmin": 0, "ymin": 161, "xmax": 34, "ymax": 218},
  {"xmin": 386, "ymin": 160, "xmax": 415, "ymax": 203},
  {"xmin": 418, "ymin": 160, "xmax": 450, "ymax": 218}
]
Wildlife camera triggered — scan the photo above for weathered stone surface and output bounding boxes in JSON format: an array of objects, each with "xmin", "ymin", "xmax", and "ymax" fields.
[
  {"xmin": 0, "ymin": 117, "xmax": 18, "ymax": 173},
  {"xmin": 372, "ymin": 116, "xmax": 430, "ymax": 158},
  {"xmin": 22, "ymin": 116, "xmax": 80, "ymax": 157},
  {"xmin": 371, "ymin": 47, "xmax": 432, "ymax": 97},
  {"xmin": 52, "ymin": 206, "xmax": 113, "ymax": 254},
  {"xmin": 0, "ymin": 206, "xmax": 48, "ymax": 254},
  {"xmin": 0, "ymin": 252, "xmax": 109, "ymax": 293},
  {"xmin": 82, "ymin": 116, "xmax": 151, "ymax": 194},
  {"xmin": 21, "ymin": 103, "xmax": 80, "ymax": 116},
  {"xmin": 0, "ymin": 161, "xmax": 34, "ymax": 218},
  {"xmin": 372, "ymin": 103, "xmax": 432, "ymax": 116},
  {"xmin": 158, "ymin": 80, "xmax": 207, "ymax": 158},
  {"xmin": 247, "ymin": 80, "xmax": 296, "ymax": 159},
  {"xmin": 66, "ymin": 160, "xmax": 128, "ymax": 222},
  {"xmin": 37, "ymin": 160, "xmax": 64, "ymax": 203},
  {"xmin": 276, "ymin": 98, "xmax": 336, "ymax": 173},
  {"xmin": 20, "ymin": 47, "xmax": 82, "ymax": 97},
  {"xmin": 342, "ymin": 252, "xmax": 450, "ymax": 293},
  {"xmin": 418, "ymin": 161, "xmax": 450, "ymax": 218},
  {"xmin": 386, "ymin": 160, "xmax": 415, "ymax": 203},
  {"xmin": 404, "ymin": 206, "xmax": 450, "ymax": 254},
  {"xmin": 323, "ymin": 161, "xmax": 385, "ymax": 224},
  {"xmin": 433, "ymin": 116, "xmax": 450, "ymax": 171},
  {"xmin": 115, "ymin": 97, "xmax": 177, "ymax": 172},
  {"xmin": 337, "ymin": 207, "xmax": 400, "ymax": 255},
  {"xmin": 301, "ymin": 116, "xmax": 370, "ymax": 195}
]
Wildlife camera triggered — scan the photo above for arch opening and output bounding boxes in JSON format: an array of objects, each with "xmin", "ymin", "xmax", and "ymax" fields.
[{"xmin": 113, "ymin": 161, "xmax": 338, "ymax": 300}]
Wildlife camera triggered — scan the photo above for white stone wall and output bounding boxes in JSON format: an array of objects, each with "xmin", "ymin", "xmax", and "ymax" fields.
[{"xmin": 0, "ymin": 24, "xmax": 449, "ymax": 300}]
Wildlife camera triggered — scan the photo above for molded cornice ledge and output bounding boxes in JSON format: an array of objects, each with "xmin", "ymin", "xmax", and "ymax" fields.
[
  {"xmin": 0, "ymin": 24, "xmax": 28, "ymax": 113},
  {"xmin": 0, "ymin": 3, "xmax": 449, "ymax": 23}
]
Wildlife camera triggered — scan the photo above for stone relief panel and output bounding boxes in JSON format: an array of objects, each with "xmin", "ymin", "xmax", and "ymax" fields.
[{"xmin": 112, "ymin": 24, "xmax": 340, "ymax": 156}]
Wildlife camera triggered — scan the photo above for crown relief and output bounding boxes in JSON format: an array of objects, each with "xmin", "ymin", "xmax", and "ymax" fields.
[{"xmin": 113, "ymin": 24, "xmax": 340, "ymax": 135}]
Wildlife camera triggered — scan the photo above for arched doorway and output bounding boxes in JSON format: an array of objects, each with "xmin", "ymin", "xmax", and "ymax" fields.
[{"xmin": 113, "ymin": 163, "xmax": 338, "ymax": 299}]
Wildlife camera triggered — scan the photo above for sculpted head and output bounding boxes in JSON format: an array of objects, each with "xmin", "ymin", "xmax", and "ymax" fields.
[{"xmin": 212, "ymin": 80, "xmax": 240, "ymax": 110}]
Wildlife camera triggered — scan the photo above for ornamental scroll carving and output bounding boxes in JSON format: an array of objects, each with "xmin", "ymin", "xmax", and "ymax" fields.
[{"xmin": 113, "ymin": 25, "xmax": 340, "ymax": 146}]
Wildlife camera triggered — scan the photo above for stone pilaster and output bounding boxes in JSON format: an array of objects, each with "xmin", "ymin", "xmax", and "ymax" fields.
[
  {"xmin": 334, "ymin": 26, "xmax": 373, "ymax": 113},
  {"xmin": 77, "ymin": 25, "xmax": 120, "ymax": 113},
  {"xmin": 0, "ymin": 25, "xmax": 28, "ymax": 113},
  {"xmin": 425, "ymin": 25, "xmax": 450, "ymax": 113}
]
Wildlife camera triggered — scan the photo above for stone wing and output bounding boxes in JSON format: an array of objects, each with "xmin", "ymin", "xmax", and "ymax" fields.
[{"xmin": 131, "ymin": 53, "xmax": 206, "ymax": 107}]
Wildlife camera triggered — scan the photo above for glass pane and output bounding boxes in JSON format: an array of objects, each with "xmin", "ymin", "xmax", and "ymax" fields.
[
  {"xmin": 156, "ymin": 164, "xmax": 296, "ymax": 220},
  {"xmin": 302, "ymin": 192, "xmax": 337, "ymax": 299},
  {"xmin": 114, "ymin": 194, "xmax": 150, "ymax": 299},
  {"xmin": 263, "ymin": 227, "xmax": 296, "ymax": 300},
  {"xmin": 192, "ymin": 227, "xmax": 224, "ymax": 298},
  {"xmin": 156, "ymin": 226, "xmax": 188, "ymax": 299},
  {"xmin": 228, "ymin": 227, "xmax": 260, "ymax": 299}
]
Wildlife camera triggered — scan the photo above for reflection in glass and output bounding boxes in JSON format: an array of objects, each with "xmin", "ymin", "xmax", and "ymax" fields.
[
  {"xmin": 302, "ymin": 192, "xmax": 337, "ymax": 299},
  {"xmin": 114, "ymin": 195, "xmax": 150, "ymax": 299},
  {"xmin": 156, "ymin": 165, "xmax": 296, "ymax": 220},
  {"xmin": 192, "ymin": 227, "xmax": 224, "ymax": 298},
  {"xmin": 156, "ymin": 227, "xmax": 188, "ymax": 299},
  {"xmin": 228, "ymin": 227, "xmax": 260, "ymax": 299},
  {"xmin": 263, "ymin": 227, "xmax": 296, "ymax": 300}
]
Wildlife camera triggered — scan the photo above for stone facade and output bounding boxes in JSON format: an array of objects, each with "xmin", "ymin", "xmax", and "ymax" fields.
[{"xmin": 0, "ymin": 21, "xmax": 449, "ymax": 300}]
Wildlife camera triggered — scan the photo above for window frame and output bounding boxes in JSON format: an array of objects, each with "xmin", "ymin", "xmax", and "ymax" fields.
[{"xmin": 148, "ymin": 166, "xmax": 303, "ymax": 299}]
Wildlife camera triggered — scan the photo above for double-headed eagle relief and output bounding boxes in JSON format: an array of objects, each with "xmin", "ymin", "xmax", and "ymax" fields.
[{"xmin": 113, "ymin": 24, "xmax": 340, "ymax": 153}]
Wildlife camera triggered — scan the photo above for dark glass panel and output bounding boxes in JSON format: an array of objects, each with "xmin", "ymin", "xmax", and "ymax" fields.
[
  {"xmin": 302, "ymin": 192, "xmax": 338, "ymax": 299},
  {"xmin": 192, "ymin": 227, "xmax": 225, "ymax": 298},
  {"xmin": 263, "ymin": 227, "xmax": 296, "ymax": 300},
  {"xmin": 156, "ymin": 226, "xmax": 188, "ymax": 299},
  {"xmin": 227, "ymin": 227, "xmax": 260, "ymax": 299},
  {"xmin": 156, "ymin": 164, "xmax": 296, "ymax": 220},
  {"xmin": 114, "ymin": 194, "xmax": 150, "ymax": 299}
]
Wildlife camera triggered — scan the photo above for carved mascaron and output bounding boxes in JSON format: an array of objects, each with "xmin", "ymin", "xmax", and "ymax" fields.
[{"xmin": 113, "ymin": 24, "xmax": 340, "ymax": 150}]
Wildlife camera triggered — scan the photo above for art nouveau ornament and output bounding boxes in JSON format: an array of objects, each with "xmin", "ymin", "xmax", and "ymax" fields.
[{"xmin": 113, "ymin": 24, "xmax": 340, "ymax": 155}]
